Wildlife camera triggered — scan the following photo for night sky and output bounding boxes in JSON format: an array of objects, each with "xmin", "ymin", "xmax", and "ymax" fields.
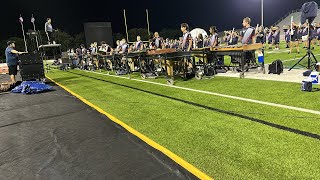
[{"xmin": 1, "ymin": 0, "xmax": 318, "ymax": 41}]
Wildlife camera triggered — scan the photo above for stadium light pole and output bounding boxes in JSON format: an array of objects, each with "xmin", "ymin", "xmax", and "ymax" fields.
[{"xmin": 261, "ymin": 0, "xmax": 264, "ymax": 27}]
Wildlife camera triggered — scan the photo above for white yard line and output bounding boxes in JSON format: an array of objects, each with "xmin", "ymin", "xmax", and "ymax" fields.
[
  {"xmin": 264, "ymin": 53, "xmax": 320, "ymax": 64},
  {"xmin": 281, "ymin": 54, "xmax": 320, "ymax": 63},
  {"xmin": 266, "ymin": 49, "xmax": 290, "ymax": 54},
  {"xmin": 84, "ymin": 71, "xmax": 320, "ymax": 115}
]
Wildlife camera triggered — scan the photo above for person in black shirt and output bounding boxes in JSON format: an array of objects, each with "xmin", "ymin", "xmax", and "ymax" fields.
[
  {"xmin": 310, "ymin": 24, "xmax": 317, "ymax": 50},
  {"xmin": 226, "ymin": 30, "xmax": 239, "ymax": 46},
  {"xmin": 289, "ymin": 22, "xmax": 300, "ymax": 54},
  {"xmin": 196, "ymin": 33, "xmax": 204, "ymax": 48},
  {"xmin": 255, "ymin": 26, "xmax": 265, "ymax": 44}
]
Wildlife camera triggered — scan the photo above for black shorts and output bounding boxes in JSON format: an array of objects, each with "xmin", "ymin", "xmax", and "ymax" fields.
[{"xmin": 8, "ymin": 65, "xmax": 18, "ymax": 75}]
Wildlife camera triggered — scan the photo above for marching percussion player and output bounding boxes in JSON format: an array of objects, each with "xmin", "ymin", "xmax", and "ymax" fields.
[
  {"xmin": 209, "ymin": 26, "xmax": 219, "ymax": 47},
  {"xmin": 165, "ymin": 38, "xmax": 171, "ymax": 48},
  {"xmin": 119, "ymin": 39, "xmax": 129, "ymax": 68},
  {"xmin": 240, "ymin": 17, "xmax": 255, "ymax": 45},
  {"xmin": 114, "ymin": 40, "xmax": 121, "ymax": 53},
  {"xmin": 240, "ymin": 17, "xmax": 256, "ymax": 66},
  {"xmin": 196, "ymin": 33, "xmax": 204, "ymax": 48},
  {"xmin": 180, "ymin": 23, "xmax": 193, "ymax": 72},
  {"xmin": 98, "ymin": 41, "xmax": 113, "ymax": 70},
  {"xmin": 132, "ymin": 36, "xmax": 144, "ymax": 51},
  {"xmin": 180, "ymin": 23, "xmax": 193, "ymax": 51},
  {"xmin": 89, "ymin": 42, "xmax": 99, "ymax": 70},
  {"xmin": 151, "ymin": 32, "xmax": 164, "ymax": 49},
  {"xmin": 98, "ymin": 41, "xmax": 112, "ymax": 54}
]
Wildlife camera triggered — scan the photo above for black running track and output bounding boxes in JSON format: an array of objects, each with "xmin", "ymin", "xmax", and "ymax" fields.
[{"xmin": 0, "ymin": 75, "xmax": 197, "ymax": 180}]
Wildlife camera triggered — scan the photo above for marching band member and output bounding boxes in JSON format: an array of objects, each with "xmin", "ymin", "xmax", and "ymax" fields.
[
  {"xmin": 165, "ymin": 38, "xmax": 171, "ymax": 48},
  {"xmin": 79, "ymin": 44, "xmax": 88, "ymax": 70},
  {"xmin": 99, "ymin": 41, "xmax": 112, "ymax": 54},
  {"xmin": 317, "ymin": 23, "xmax": 320, "ymax": 46},
  {"xmin": 180, "ymin": 23, "xmax": 193, "ymax": 72},
  {"xmin": 172, "ymin": 39, "xmax": 180, "ymax": 49},
  {"xmin": 196, "ymin": 33, "xmax": 204, "ymax": 48},
  {"xmin": 289, "ymin": 22, "xmax": 300, "ymax": 54},
  {"xmin": 302, "ymin": 23, "xmax": 308, "ymax": 48},
  {"xmin": 209, "ymin": 26, "xmax": 219, "ymax": 47},
  {"xmin": 240, "ymin": 17, "xmax": 255, "ymax": 45},
  {"xmin": 151, "ymin": 32, "xmax": 164, "ymax": 49},
  {"xmin": 266, "ymin": 28, "xmax": 273, "ymax": 49},
  {"xmin": 133, "ymin": 36, "xmax": 144, "ymax": 51},
  {"xmin": 283, "ymin": 25, "xmax": 290, "ymax": 48},
  {"xmin": 223, "ymin": 31, "xmax": 231, "ymax": 45},
  {"xmin": 272, "ymin": 26, "xmax": 280, "ymax": 50},
  {"xmin": 310, "ymin": 24, "xmax": 317, "ymax": 49},
  {"xmin": 114, "ymin": 40, "xmax": 121, "ymax": 53},
  {"xmin": 203, "ymin": 35, "xmax": 210, "ymax": 47},
  {"xmin": 90, "ymin": 42, "xmax": 99, "ymax": 70},
  {"xmin": 240, "ymin": 17, "xmax": 256, "ymax": 66},
  {"xmin": 119, "ymin": 39, "xmax": 129, "ymax": 54},
  {"xmin": 228, "ymin": 31, "xmax": 239, "ymax": 45},
  {"xmin": 255, "ymin": 26, "xmax": 265, "ymax": 44},
  {"xmin": 180, "ymin": 23, "xmax": 193, "ymax": 51},
  {"xmin": 297, "ymin": 26, "xmax": 303, "ymax": 44},
  {"xmin": 98, "ymin": 41, "xmax": 113, "ymax": 70},
  {"xmin": 90, "ymin": 42, "xmax": 98, "ymax": 54}
]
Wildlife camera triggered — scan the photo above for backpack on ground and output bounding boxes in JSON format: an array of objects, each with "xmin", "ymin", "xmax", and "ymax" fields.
[{"xmin": 268, "ymin": 60, "xmax": 283, "ymax": 75}]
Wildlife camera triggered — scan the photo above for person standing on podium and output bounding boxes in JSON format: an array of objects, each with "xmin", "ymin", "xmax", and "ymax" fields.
[{"xmin": 45, "ymin": 18, "xmax": 56, "ymax": 44}]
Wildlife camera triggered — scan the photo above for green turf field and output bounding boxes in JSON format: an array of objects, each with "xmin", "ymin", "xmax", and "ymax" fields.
[{"xmin": 46, "ymin": 42, "xmax": 320, "ymax": 179}]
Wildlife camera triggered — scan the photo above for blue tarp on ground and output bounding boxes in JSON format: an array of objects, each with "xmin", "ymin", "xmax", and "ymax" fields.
[{"xmin": 11, "ymin": 81, "xmax": 54, "ymax": 94}]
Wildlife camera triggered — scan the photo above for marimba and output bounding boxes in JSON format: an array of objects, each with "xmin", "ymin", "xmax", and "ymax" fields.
[{"xmin": 210, "ymin": 43, "xmax": 264, "ymax": 78}]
